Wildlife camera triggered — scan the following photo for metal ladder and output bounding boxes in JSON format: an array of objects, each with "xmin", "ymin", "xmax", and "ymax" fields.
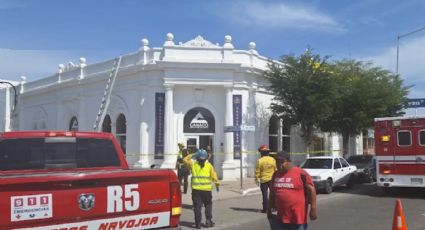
[{"xmin": 93, "ymin": 56, "xmax": 122, "ymax": 131}]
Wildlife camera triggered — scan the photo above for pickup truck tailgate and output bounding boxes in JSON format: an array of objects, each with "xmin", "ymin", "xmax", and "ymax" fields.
[{"xmin": 0, "ymin": 169, "xmax": 177, "ymax": 230}]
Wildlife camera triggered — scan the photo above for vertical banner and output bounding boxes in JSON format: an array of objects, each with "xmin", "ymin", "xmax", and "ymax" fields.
[
  {"xmin": 155, "ymin": 93, "xmax": 165, "ymax": 159},
  {"xmin": 233, "ymin": 95, "xmax": 242, "ymax": 159}
]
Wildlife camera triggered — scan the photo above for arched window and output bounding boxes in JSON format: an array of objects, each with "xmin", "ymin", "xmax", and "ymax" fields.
[
  {"xmin": 282, "ymin": 122, "xmax": 291, "ymax": 152},
  {"xmin": 102, "ymin": 115, "xmax": 112, "ymax": 133},
  {"xmin": 116, "ymin": 113, "xmax": 126, "ymax": 154},
  {"xmin": 269, "ymin": 116, "xmax": 291, "ymax": 152},
  {"xmin": 269, "ymin": 116, "xmax": 279, "ymax": 152},
  {"xmin": 69, "ymin": 116, "xmax": 79, "ymax": 131}
]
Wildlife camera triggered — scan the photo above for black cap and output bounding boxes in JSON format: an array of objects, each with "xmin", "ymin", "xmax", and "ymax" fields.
[{"xmin": 275, "ymin": 151, "xmax": 291, "ymax": 162}]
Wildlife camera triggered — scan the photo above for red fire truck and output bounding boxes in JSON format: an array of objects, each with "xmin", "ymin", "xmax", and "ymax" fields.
[{"xmin": 374, "ymin": 116, "xmax": 425, "ymax": 188}]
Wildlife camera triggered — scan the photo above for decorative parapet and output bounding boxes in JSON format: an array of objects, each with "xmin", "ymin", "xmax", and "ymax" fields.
[
  {"xmin": 22, "ymin": 34, "xmax": 274, "ymax": 93},
  {"xmin": 138, "ymin": 38, "xmax": 151, "ymax": 65},
  {"xmin": 222, "ymin": 35, "xmax": 234, "ymax": 62},
  {"xmin": 79, "ymin": 57, "xmax": 86, "ymax": 80},
  {"xmin": 180, "ymin": 35, "xmax": 220, "ymax": 48},
  {"xmin": 19, "ymin": 76, "xmax": 26, "ymax": 94}
]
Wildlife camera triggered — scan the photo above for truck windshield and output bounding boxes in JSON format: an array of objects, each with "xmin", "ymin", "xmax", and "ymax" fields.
[
  {"xmin": 302, "ymin": 159, "xmax": 333, "ymax": 169},
  {"xmin": 0, "ymin": 137, "xmax": 121, "ymax": 171}
]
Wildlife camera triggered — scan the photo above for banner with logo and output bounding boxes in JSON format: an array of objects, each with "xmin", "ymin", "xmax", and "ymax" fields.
[
  {"xmin": 233, "ymin": 95, "xmax": 242, "ymax": 159},
  {"xmin": 155, "ymin": 93, "xmax": 165, "ymax": 159},
  {"xmin": 184, "ymin": 107, "xmax": 215, "ymax": 133}
]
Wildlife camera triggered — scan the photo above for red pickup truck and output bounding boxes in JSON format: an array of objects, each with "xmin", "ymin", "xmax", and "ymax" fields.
[{"xmin": 0, "ymin": 131, "xmax": 181, "ymax": 230}]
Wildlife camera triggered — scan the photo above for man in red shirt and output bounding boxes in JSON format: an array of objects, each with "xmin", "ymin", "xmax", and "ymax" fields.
[{"xmin": 267, "ymin": 151, "xmax": 317, "ymax": 230}]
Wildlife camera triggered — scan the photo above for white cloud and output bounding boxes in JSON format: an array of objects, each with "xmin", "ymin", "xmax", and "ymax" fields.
[
  {"xmin": 363, "ymin": 35, "xmax": 425, "ymax": 98},
  {"xmin": 221, "ymin": 1, "xmax": 345, "ymax": 33},
  {"xmin": 0, "ymin": 49, "xmax": 81, "ymax": 81}
]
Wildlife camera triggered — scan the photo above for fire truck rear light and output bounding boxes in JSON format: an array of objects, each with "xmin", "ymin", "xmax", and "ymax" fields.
[
  {"xmin": 172, "ymin": 207, "xmax": 181, "ymax": 215},
  {"xmin": 381, "ymin": 135, "xmax": 390, "ymax": 142},
  {"xmin": 383, "ymin": 169, "xmax": 391, "ymax": 174},
  {"xmin": 170, "ymin": 181, "xmax": 181, "ymax": 215}
]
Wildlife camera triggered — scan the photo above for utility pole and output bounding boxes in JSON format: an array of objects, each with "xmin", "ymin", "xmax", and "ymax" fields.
[{"xmin": 396, "ymin": 26, "xmax": 425, "ymax": 74}]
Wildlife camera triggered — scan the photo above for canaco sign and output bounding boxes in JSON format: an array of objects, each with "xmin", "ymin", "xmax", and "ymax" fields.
[{"xmin": 184, "ymin": 107, "xmax": 215, "ymax": 133}]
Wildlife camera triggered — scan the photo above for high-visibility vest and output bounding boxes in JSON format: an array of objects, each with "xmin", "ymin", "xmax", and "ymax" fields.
[{"xmin": 191, "ymin": 162, "xmax": 213, "ymax": 191}]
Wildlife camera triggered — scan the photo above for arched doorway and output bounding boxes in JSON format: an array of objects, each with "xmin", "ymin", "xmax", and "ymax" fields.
[{"xmin": 183, "ymin": 107, "xmax": 215, "ymax": 160}]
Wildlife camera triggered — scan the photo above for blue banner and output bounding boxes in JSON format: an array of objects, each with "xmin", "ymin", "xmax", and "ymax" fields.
[
  {"xmin": 233, "ymin": 95, "xmax": 242, "ymax": 159},
  {"xmin": 405, "ymin": 98, "xmax": 425, "ymax": 108},
  {"xmin": 155, "ymin": 93, "xmax": 165, "ymax": 159}
]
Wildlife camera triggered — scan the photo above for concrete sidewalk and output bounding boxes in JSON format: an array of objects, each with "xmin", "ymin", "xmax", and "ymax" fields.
[{"xmin": 181, "ymin": 178, "xmax": 261, "ymax": 205}]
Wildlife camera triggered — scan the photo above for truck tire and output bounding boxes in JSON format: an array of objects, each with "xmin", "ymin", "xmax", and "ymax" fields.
[{"xmin": 324, "ymin": 178, "xmax": 333, "ymax": 194}]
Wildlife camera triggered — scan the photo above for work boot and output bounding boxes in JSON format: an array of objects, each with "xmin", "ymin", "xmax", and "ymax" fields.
[
  {"xmin": 204, "ymin": 219, "xmax": 215, "ymax": 228},
  {"xmin": 195, "ymin": 222, "xmax": 202, "ymax": 229}
]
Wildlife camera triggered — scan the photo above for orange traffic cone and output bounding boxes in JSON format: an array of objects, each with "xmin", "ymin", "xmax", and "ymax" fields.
[{"xmin": 392, "ymin": 199, "xmax": 408, "ymax": 230}]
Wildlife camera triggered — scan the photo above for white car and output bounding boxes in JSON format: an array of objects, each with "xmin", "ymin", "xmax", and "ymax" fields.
[{"xmin": 300, "ymin": 156, "xmax": 357, "ymax": 194}]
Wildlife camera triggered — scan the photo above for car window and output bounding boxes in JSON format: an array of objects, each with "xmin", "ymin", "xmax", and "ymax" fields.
[
  {"xmin": 333, "ymin": 159, "xmax": 342, "ymax": 169},
  {"xmin": 301, "ymin": 159, "xmax": 333, "ymax": 169},
  {"xmin": 340, "ymin": 158, "xmax": 350, "ymax": 167}
]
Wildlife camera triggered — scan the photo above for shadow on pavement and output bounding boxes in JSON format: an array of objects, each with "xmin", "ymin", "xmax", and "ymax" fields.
[
  {"xmin": 179, "ymin": 220, "xmax": 195, "ymax": 228},
  {"xmin": 329, "ymin": 183, "xmax": 425, "ymax": 199},
  {"xmin": 229, "ymin": 207, "xmax": 262, "ymax": 213}
]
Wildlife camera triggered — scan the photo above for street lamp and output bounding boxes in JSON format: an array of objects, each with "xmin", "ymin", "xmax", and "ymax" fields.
[
  {"xmin": 396, "ymin": 26, "xmax": 425, "ymax": 74},
  {"xmin": 0, "ymin": 81, "xmax": 18, "ymax": 111}
]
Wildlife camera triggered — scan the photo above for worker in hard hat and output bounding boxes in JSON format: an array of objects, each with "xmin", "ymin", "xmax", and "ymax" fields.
[
  {"xmin": 184, "ymin": 149, "xmax": 219, "ymax": 229},
  {"xmin": 176, "ymin": 142, "xmax": 190, "ymax": 194},
  {"xmin": 255, "ymin": 144, "xmax": 277, "ymax": 213}
]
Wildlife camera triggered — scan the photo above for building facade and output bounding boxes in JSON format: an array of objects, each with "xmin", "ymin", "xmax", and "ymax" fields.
[{"xmin": 0, "ymin": 34, "xmax": 363, "ymax": 180}]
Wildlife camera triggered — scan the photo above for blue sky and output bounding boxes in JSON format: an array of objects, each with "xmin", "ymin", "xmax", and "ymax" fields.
[{"xmin": 1, "ymin": 0, "xmax": 425, "ymax": 101}]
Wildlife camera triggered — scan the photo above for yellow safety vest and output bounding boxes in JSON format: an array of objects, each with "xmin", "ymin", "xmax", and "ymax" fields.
[{"xmin": 191, "ymin": 162, "xmax": 213, "ymax": 191}]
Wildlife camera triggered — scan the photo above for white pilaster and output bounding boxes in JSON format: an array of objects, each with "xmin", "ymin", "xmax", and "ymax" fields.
[
  {"xmin": 4, "ymin": 86, "xmax": 10, "ymax": 131},
  {"xmin": 161, "ymin": 84, "xmax": 176, "ymax": 168},
  {"xmin": 222, "ymin": 86, "xmax": 236, "ymax": 180},
  {"xmin": 134, "ymin": 86, "xmax": 152, "ymax": 168}
]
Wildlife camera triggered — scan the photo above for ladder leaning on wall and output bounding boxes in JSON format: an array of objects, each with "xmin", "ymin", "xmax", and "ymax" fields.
[{"xmin": 93, "ymin": 56, "xmax": 122, "ymax": 131}]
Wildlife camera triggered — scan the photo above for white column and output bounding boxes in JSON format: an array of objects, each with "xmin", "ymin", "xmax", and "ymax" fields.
[
  {"xmin": 161, "ymin": 84, "xmax": 176, "ymax": 168},
  {"xmin": 277, "ymin": 119, "xmax": 283, "ymax": 151},
  {"xmin": 222, "ymin": 86, "xmax": 236, "ymax": 180},
  {"xmin": 134, "ymin": 86, "xmax": 152, "ymax": 168},
  {"xmin": 78, "ymin": 94, "xmax": 85, "ymax": 130},
  {"xmin": 4, "ymin": 86, "xmax": 11, "ymax": 131}
]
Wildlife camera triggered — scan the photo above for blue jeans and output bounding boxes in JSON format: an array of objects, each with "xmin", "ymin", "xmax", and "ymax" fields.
[{"xmin": 269, "ymin": 218, "xmax": 307, "ymax": 230}]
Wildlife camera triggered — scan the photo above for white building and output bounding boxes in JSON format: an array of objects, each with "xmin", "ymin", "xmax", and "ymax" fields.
[{"xmin": 0, "ymin": 34, "xmax": 363, "ymax": 180}]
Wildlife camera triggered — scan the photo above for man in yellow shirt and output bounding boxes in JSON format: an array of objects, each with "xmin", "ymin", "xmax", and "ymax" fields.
[
  {"xmin": 255, "ymin": 145, "xmax": 277, "ymax": 213},
  {"xmin": 184, "ymin": 149, "xmax": 219, "ymax": 229}
]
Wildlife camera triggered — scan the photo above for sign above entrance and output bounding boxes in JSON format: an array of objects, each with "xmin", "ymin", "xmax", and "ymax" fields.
[{"xmin": 184, "ymin": 107, "xmax": 215, "ymax": 133}]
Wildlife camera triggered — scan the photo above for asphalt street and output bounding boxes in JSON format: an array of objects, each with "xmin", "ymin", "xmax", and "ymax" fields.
[{"xmin": 179, "ymin": 183, "xmax": 425, "ymax": 230}]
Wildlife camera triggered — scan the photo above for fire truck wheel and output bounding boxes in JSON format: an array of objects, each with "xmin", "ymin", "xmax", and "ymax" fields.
[{"xmin": 324, "ymin": 178, "xmax": 333, "ymax": 194}]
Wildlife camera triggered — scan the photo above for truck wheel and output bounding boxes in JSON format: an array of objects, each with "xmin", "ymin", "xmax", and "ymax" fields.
[{"xmin": 324, "ymin": 178, "xmax": 333, "ymax": 194}]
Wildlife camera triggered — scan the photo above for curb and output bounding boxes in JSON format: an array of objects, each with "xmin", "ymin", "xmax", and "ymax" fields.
[{"xmin": 242, "ymin": 187, "xmax": 261, "ymax": 196}]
